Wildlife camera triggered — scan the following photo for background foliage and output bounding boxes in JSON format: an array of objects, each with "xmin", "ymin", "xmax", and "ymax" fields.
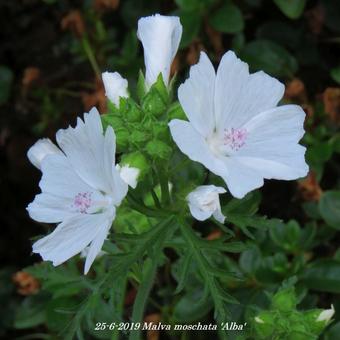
[{"xmin": 1, "ymin": 0, "xmax": 340, "ymax": 339}]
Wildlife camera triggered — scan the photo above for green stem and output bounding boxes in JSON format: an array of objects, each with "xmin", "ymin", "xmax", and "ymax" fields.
[
  {"xmin": 150, "ymin": 188, "xmax": 161, "ymax": 208},
  {"xmin": 158, "ymin": 165, "xmax": 170, "ymax": 205},
  {"xmin": 129, "ymin": 260, "xmax": 158, "ymax": 340},
  {"xmin": 111, "ymin": 276, "xmax": 127, "ymax": 340},
  {"xmin": 81, "ymin": 36, "xmax": 101, "ymax": 77}
]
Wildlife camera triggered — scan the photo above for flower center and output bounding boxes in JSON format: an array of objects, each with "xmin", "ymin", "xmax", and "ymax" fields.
[
  {"xmin": 207, "ymin": 127, "xmax": 248, "ymax": 157},
  {"xmin": 73, "ymin": 192, "xmax": 92, "ymax": 214},
  {"xmin": 223, "ymin": 128, "xmax": 247, "ymax": 151}
]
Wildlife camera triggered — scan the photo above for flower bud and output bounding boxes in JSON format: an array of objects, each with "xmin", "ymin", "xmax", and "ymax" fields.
[
  {"xmin": 253, "ymin": 311, "xmax": 275, "ymax": 338},
  {"xmin": 137, "ymin": 14, "xmax": 182, "ymax": 88},
  {"xmin": 27, "ymin": 138, "xmax": 62, "ymax": 170},
  {"xmin": 317, "ymin": 305, "xmax": 335, "ymax": 323},
  {"xmin": 102, "ymin": 71, "xmax": 128, "ymax": 106},
  {"xmin": 187, "ymin": 185, "xmax": 226, "ymax": 223},
  {"xmin": 120, "ymin": 151, "xmax": 150, "ymax": 184},
  {"xmin": 272, "ymin": 288, "xmax": 297, "ymax": 312}
]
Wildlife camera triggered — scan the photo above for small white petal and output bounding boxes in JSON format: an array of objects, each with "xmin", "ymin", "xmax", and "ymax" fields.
[
  {"xmin": 102, "ymin": 71, "xmax": 128, "ymax": 106},
  {"xmin": 116, "ymin": 164, "xmax": 140, "ymax": 189},
  {"xmin": 187, "ymin": 185, "xmax": 226, "ymax": 223},
  {"xmin": 137, "ymin": 14, "xmax": 182, "ymax": 88},
  {"xmin": 27, "ymin": 138, "xmax": 62, "ymax": 170},
  {"xmin": 317, "ymin": 305, "xmax": 335, "ymax": 323},
  {"xmin": 254, "ymin": 317, "xmax": 264, "ymax": 324}
]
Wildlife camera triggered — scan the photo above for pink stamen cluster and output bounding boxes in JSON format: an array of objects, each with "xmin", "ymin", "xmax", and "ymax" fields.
[
  {"xmin": 224, "ymin": 128, "xmax": 247, "ymax": 151},
  {"xmin": 73, "ymin": 192, "xmax": 92, "ymax": 213}
]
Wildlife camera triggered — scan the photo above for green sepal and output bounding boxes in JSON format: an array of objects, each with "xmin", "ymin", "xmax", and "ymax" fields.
[
  {"xmin": 167, "ymin": 102, "xmax": 187, "ymax": 121},
  {"xmin": 145, "ymin": 139, "xmax": 172, "ymax": 160},
  {"xmin": 137, "ymin": 70, "xmax": 147, "ymax": 102},
  {"xmin": 271, "ymin": 287, "xmax": 297, "ymax": 312}
]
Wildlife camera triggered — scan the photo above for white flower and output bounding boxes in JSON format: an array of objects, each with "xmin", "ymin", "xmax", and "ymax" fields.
[
  {"xmin": 116, "ymin": 164, "xmax": 140, "ymax": 189},
  {"xmin": 169, "ymin": 51, "xmax": 309, "ymax": 198},
  {"xmin": 27, "ymin": 138, "xmax": 63, "ymax": 170},
  {"xmin": 254, "ymin": 316, "xmax": 264, "ymax": 324},
  {"xmin": 187, "ymin": 185, "xmax": 226, "ymax": 223},
  {"xmin": 102, "ymin": 71, "xmax": 128, "ymax": 106},
  {"xmin": 137, "ymin": 14, "xmax": 182, "ymax": 88},
  {"xmin": 27, "ymin": 108, "xmax": 128, "ymax": 274},
  {"xmin": 317, "ymin": 305, "xmax": 335, "ymax": 323}
]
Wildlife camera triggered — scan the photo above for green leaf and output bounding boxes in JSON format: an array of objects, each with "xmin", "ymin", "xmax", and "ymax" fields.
[
  {"xmin": 239, "ymin": 246, "xmax": 261, "ymax": 274},
  {"xmin": 240, "ymin": 40, "xmax": 298, "ymax": 77},
  {"xmin": 178, "ymin": 10, "xmax": 202, "ymax": 47},
  {"xmin": 324, "ymin": 322, "xmax": 340, "ymax": 340},
  {"xmin": 269, "ymin": 220, "xmax": 301, "ymax": 252},
  {"xmin": 46, "ymin": 297, "xmax": 79, "ymax": 332},
  {"xmin": 209, "ymin": 1, "xmax": 244, "ymax": 33},
  {"xmin": 174, "ymin": 252, "xmax": 194, "ymax": 294},
  {"xmin": 301, "ymin": 260, "xmax": 340, "ymax": 293},
  {"xmin": 273, "ymin": 0, "xmax": 307, "ymax": 19},
  {"xmin": 319, "ymin": 191, "xmax": 340, "ymax": 230},
  {"xmin": 0, "ymin": 65, "xmax": 13, "ymax": 105},
  {"xmin": 224, "ymin": 191, "xmax": 261, "ymax": 215},
  {"xmin": 14, "ymin": 295, "xmax": 46, "ymax": 329},
  {"xmin": 173, "ymin": 288, "xmax": 213, "ymax": 322},
  {"xmin": 330, "ymin": 66, "xmax": 340, "ymax": 84}
]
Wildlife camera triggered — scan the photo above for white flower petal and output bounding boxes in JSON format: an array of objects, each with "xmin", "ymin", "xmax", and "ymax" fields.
[
  {"xmin": 39, "ymin": 153, "xmax": 93, "ymax": 199},
  {"xmin": 187, "ymin": 185, "xmax": 226, "ymax": 223},
  {"xmin": 317, "ymin": 305, "xmax": 335, "ymax": 323},
  {"xmin": 169, "ymin": 119, "xmax": 227, "ymax": 177},
  {"xmin": 27, "ymin": 138, "xmax": 63, "ymax": 170},
  {"xmin": 102, "ymin": 71, "xmax": 128, "ymax": 106},
  {"xmin": 33, "ymin": 212, "xmax": 111, "ymax": 269},
  {"xmin": 116, "ymin": 164, "xmax": 139, "ymax": 189},
  {"xmin": 84, "ymin": 215, "xmax": 113, "ymax": 274},
  {"xmin": 215, "ymin": 51, "xmax": 284, "ymax": 130},
  {"xmin": 137, "ymin": 14, "xmax": 182, "ymax": 87},
  {"xmin": 27, "ymin": 193, "xmax": 74, "ymax": 223},
  {"xmin": 220, "ymin": 157, "xmax": 264, "ymax": 199},
  {"xmin": 178, "ymin": 52, "xmax": 216, "ymax": 138},
  {"xmin": 236, "ymin": 105, "xmax": 308, "ymax": 180},
  {"xmin": 56, "ymin": 107, "xmax": 115, "ymax": 192}
]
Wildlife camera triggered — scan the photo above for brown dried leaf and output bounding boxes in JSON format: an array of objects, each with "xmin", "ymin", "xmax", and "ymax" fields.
[
  {"xmin": 186, "ymin": 40, "xmax": 204, "ymax": 66},
  {"xmin": 22, "ymin": 67, "xmax": 40, "ymax": 88},
  {"xmin": 205, "ymin": 24, "xmax": 223, "ymax": 60},
  {"xmin": 323, "ymin": 87, "xmax": 340, "ymax": 124},
  {"xmin": 12, "ymin": 271, "xmax": 40, "ymax": 295},
  {"xmin": 285, "ymin": 78, "xmax": 306, "ymax": 100},
  {"xmin": 61, "ymin": 10, "xmax": 85, "ymax": 37},
  {"xmin": 144, "ymin": 313, "xmax": 161, "ymax": 340},
  {"xmin": 206, "ymin": 229, "xmax": 222, "ymax": 240},
  {"xmin": 298, "ymin": 171, "xmax": 322, "ymax": 202},
  {"xmin": 94, "ymin": 0, "xmax": 120, "ymax": 11},
  {"xmin": 305, "ymin": 5, "xmax": 325, "ymax": 35},
  {"xmin": 81, "ymin": 77, "xmax": 106, "ymax": 113}
]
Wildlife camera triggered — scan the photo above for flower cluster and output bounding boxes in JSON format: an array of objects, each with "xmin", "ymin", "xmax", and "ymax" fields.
[{"xmin": 27, "ymin": 14, "xmax": 308, "ymax": 274}]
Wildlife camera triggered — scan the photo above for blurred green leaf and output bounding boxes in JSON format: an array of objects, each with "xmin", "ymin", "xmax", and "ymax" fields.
[
  {"xmin": 324, "ymin": 322, "xmax": 340, "ymax": 340},
  {"xmin": 240, "ymin": 40, "xmax": 298, "ymax": 77},
  {"xmin": 14, "ymin": 295, "xmax": 46, "ymax": 329},
  {"xmin": 209, "ymin": 1, "xmax": 244, "ymax": 33},
  {"xmin": 178, "ymin": 10, "xmax": 202, "ymax": 47},
  {"xmin": 330, "ymin": 66, "xmax": 340, "ymax": 84},
  {"xmin": 319, "ymin": 191, "xmax": 340, "ymax": 230},
  {"xmin": 273, "ymin": 0, "xmax": 307, "ymax": 19},
  {"xmin": 0, "ymin": 65, "xmax": 13, "ymax": 105},
  {"xmin": 302, "ymin": 260, "xmax": 340, "ymax": 293},
  {"xmin": 173, "ymin": 288, "xmax": 213, "ymax": 322},
  {"xmin": 269, "ymin": 220, "xmax": 301, "ymax": 252}
]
